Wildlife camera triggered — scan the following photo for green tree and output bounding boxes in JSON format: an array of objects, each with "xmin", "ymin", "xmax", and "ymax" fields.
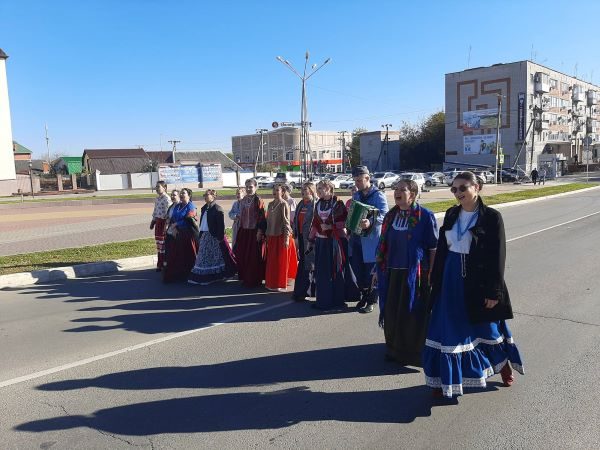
[
  {"xmin": 399, "ymin": 111, "xmax": 445, "ymax": 170},
  {"xmin": 348, "ymin": 127, "xmax": 367, "ymax": 166}
]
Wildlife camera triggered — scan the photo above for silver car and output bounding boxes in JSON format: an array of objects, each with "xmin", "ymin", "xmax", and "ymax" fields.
[{"xmin": 371, "ymin": 172, "xmax": 400, "ymax": 190}]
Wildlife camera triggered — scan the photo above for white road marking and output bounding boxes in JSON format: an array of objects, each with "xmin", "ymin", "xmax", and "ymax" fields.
[
  {"xmin": 507, "ymin": 210, "xmax": 600, "ymax": 242},
  {"xmin": 0, "ymin": 299, "xmax": 292, "ymax": 389}
]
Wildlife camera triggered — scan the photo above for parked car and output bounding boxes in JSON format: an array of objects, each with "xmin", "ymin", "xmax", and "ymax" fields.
[
  {"xmin": 473, "ymin": 170, "xmax": 495, "ymax": 184},
  {"xmin": 371, "ymin": 172, "xmax": 399, "ymax": 190},
  {"xmin": 498, "ymin": 168, "xmax": 530, "ymax": 183},
  {"xmin": 399, "ymin": 172, "xmax": 426, "ymax": 191},
  {"xmin": 274, "ymin": 172, "xmax": 303, "ymax": 188},
  {"xmin": 339, "ymin": 178, "xmax": 355, "ymax": 189},
  {"xmin": 443, "ymin": 170, "xmax": 461, "ymax": 186},
  {"xmin": 329, "ymin": 174, "xmax": 351, "ymax": 188},
  {"xmin": 424, "ymin": 171, "xmax": 445, "ymax": 186},
  {"xmin": 255, "ymin": 175, "xmax": 275, "ymax": 188}
]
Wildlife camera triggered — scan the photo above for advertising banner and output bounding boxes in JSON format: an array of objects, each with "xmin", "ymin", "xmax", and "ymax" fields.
[
  {"xmin": 200, "ymin": 164, "xmax": 222, "ymax": 182},
  {"xmin": 462, "ymin": 108, "xmax": 498, "ymax": 131},
  {"xmin": 463, "ymin": 134, "xmax": 497, "ymax": 155},
  {"xmin": 158, "ymin": 166, "xmax": 181, "ymax": 184},
  {"xmin": 518, "ymin": 93, "xmax": 526, "ymax": 141},
  {"xmin": 180, "ymin": 165, "xmax": 200, "ymax": 183}
]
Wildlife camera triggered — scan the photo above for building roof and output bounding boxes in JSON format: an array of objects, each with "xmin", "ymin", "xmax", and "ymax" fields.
[
  {"xmin": 14, "ymin": 160, "xmax": 45, "ymax": 175},
  {"xmin": 146, "ymin": 151, "xmax": 173, "ymax": 164},
  {"xmin": 59, "ymin": 156, "xmax": 83, "ymax": 174},
  {"xmin": 87, "ymin": 157, "xmax": 151, "ymax": 175},
  {"xmin": 174, "ymin": 151, "xmax": 241, "ymax": 171},
  {"xmin": 13, "ymin": 141, "xmax": 33, "ymax": 154},
  {"xmin": 83, "ymin": 148, "xmax": 148, "ymax": 159}
]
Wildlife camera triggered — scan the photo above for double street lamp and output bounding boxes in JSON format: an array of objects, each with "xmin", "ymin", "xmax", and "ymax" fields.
[{"xmin": 276, "ymin": 52, "xmax": 331, "ymax": 180}]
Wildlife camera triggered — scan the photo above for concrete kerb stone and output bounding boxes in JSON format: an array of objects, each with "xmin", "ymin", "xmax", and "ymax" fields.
[
  {"xmin": 0, "ymin": 255, "xmax": 156, "ymax": 288},
  {"xmin": 1, "ymin": 185, "xmax": 599, "ymax": 289}
]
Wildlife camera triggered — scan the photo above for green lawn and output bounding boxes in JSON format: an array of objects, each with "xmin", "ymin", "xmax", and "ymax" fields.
[{"xmin": 0, "ymin": 183, "xmax": 596, "ymax": 276}]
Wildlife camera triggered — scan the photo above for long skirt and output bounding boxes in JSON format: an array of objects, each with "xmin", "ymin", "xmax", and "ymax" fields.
[
  {"xmin": 384, "ymin": 269, "xmax": 431, "ymax": 367},
  {"xmin": 234, "ymin": 227, "xmax": 266, "ymax": 287},
  {"xmin": 314, "ymin": 237, "xmax": 360, "ymax": 309},
  {"xmin": 422, "ymin": 251, "xmax": 524, "ymax": 397},
  {"xmin": 154, "ymin": 218, "xmax": 166, "ymax": 269},
  {"xmin": 265, "ymin": 235, "xmax": 297, "ymax": 290},
  {"xmin": 162, "ymin": 228, "xmax": 198, "ymax": 283},
  {"xmin": 293, "ymin": 234, "xmax": 315, "ymax": 300},
  {"xmin": 188, "ymin": 232, "xmax": 237, "ymax": 284}
]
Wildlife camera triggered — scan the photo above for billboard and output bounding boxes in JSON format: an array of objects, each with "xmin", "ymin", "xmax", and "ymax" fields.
[
  {"xmin": 462, "ymin": 109, "xmax": 498, "ymax": 131},
  {"xmin": 463, "ymin": 134, "xmax": 497, "ymax": 155},
  {"xmin": 158, "ymin": 166, "xmax": 181, "ymax": 184},
  {"xmin": 200, "ymin": 164, "xmax": 221, "ymax": 182}
]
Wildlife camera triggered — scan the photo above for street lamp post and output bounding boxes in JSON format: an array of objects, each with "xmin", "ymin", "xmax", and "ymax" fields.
[
  {"xmin": 276, "ymin": 52, "xmax": 331, "ymax": 182},
  {"xmin": 494, "ymin": 95, "xmax": 505, "ymax": 184},
  {"xmin": 28, "ymin": 160, "xmax": 35, "ymax": 199},
  {"xmin": 255, "ymin": 128, "xmax": 268, "ymax": 177}
]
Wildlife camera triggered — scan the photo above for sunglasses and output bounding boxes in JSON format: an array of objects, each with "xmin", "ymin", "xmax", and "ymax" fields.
[{"xmin": 450, "ymin": 184, "xmax": 472, "ymax": 194}]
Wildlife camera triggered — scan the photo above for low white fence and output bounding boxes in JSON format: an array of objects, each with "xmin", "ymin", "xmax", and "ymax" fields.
[
  {"xmin": 222, "ymin": 171, "xmax": 271, "ymax": 187},
  {"xmin": 94, "ymin": 171, "xmax": 159, "ymax": 191}
]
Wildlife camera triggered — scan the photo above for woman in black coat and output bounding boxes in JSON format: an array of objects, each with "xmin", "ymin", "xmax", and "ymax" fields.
[
  {"xmin": 188, "ymin": 190, "xmax": 237, "ymax": 285},
  {"xmin": 422, "ymin": 171, "xmax": 524, "ymax": 398}
]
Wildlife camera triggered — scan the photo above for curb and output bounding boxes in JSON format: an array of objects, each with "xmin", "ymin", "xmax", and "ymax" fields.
[
  {"xmin": 0, "ymin": 255, "xmax": 157, "ymax": 288},
  {"xmin": 2, "ymin": 185, "xmax": 599, "ymax": 289}
]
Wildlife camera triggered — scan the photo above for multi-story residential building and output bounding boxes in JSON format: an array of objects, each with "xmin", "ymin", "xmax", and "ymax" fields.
[
  {"xmin": 231, "ymin": 127, "xmax": 345, "ymax": 173},
  {"xmin": 445, "ymin": 61, "xmax": 600, "ymax": 177},
  {"xmin": 359, "ymin": 130, "xmax": 400, "ymax": 171}
]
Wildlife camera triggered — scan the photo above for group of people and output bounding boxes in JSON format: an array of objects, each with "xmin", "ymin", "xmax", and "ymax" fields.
[
  {"xmin": 150, "ymin": 167, "xmax": 524, "ymax": 398},
  {"xmin": 530, "ymin": 167, "xmax": 547, "ymax": 185}
]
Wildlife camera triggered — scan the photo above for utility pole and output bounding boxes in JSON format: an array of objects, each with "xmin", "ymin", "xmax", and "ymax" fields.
[
  {"xmin": 382, "ymin": 124, "xmax": 392, "ymax": 170},
  {"xmin": 338, "ymin": 131, "xmax": 347, "ymax": 172},
  {"xmin": 44, "ymin": 124, "xmax": 50, "ymax": 165},
  {"xmin": 255, "ymin": 128, "xmax": 268, "ymax": 177},
  {"xmin": 168, "ymin": 140, "xmax": 180, "ymax": 165}
]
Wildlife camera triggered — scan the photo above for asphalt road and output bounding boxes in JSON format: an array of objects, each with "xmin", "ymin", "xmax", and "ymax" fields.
[{"xmin": 0, "ymin": 189, "xmax": 599, "ymax": 449}]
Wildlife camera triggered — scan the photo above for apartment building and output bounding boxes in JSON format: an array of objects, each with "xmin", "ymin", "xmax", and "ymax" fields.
[
  {"xmin": 231, "ymin": 127, "xmax": 345, "ymax": 172},
  {"xmin": 445, "ymin": 60, "xmax": 600, "ymax": 176},
  {"xmin": 359, "ymin": 130, "xmax": 400, "ymax": 171}
]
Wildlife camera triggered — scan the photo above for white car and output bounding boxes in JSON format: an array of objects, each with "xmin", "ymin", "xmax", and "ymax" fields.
[
  {"xmin": 425, "ymin": 171, "xmax": 444, "ymax": 186},
  {"xmin": 399, "ymin": 172, "xmax": 426, "ymax": 191},
  {"xmin": 330, "ymin": 175, "xmax": 351, "ymax": 189},
  {"xmin": 371, "ymin": 172, "xmax": 399, "ymax": 190},
  {"xmin": 255, "ymin": 176, "xmax": 275, "ymax": 188},
  {"xmin": 473, "ymin": 170, "xmax": 495, "ymax": 184},
  {"xmin": 443, "ymin": 170, "xmax": 461, "ymax": 186}
]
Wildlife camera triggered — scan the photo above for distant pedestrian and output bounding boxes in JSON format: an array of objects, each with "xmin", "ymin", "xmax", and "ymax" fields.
[
  {"xmin": 423, "ymin": 171, "xmax": 524, "ymax": 398},
  {"xmin": 150, "ymin": 181, "xmax": 172, "ymax": 272},
  {"xmin": 539, "ymin": 167, "xmax": 547, "ymax": 185},
  {"xmin": 163, "ymin": 188, "xmax": 199, "ymax": 283},
  {"xmin": 188, "ymin": 190, "xmax": 237, "ymax": 285},
  {"xmin": 228, "ymin": 187, "xmax": 245, "ymax": 248},
  {"xmin": 531, "ymin": 168, "xmax": 538, "ymax": 185},
  {"xmin": 282, "ymin": 183, "xmax": 298, "ymax": 270}
]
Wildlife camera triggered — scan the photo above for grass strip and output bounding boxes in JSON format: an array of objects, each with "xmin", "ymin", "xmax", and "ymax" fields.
[
  {"xmin": 0, "ymin": 229, "xmax": 233, "ymax": 276},
  {"xmin": 423, "ymin": 182, "xmax": 597, "ymax": 213},
  {"xmin": 0, "ymin": 183, "xmax": 595, "ymax": 276}
]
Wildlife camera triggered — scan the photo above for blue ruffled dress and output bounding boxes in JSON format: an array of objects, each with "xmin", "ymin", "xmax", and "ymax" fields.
[{"xmin": 422, "ymin": 213, "xmax": 524, "ymax": 397}]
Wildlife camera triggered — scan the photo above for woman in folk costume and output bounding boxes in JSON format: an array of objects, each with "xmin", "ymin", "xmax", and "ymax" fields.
[
  {"xmin": 150, "ymin": 181, "xmax": 172, "ymax": 272},
  {"xmin": 162, "ymin": 188, "xmax": 199, "ymax": 283},
  {"xmin": 234, "ymin": 178, "xmax": 267, "ymax": 287},
  {"xmin": 423, "ymin": 171, "xmax": 524, "ymax": 398},
  {"xmin": 281, "ymin": 183, "xmax": 299, "ymax": 285},
  {"xmin": 228, "ymin": 187, "xmax": 245, "ymax": 248},
  {"xmin": 265, "ymin": 184, "xmax": 297, "ymax": 291},
  {"xmin": 292, "ymin": 182, "xmax": 316, "ymax": 301},
  {"xmin": 188, "ymin": 190, "xmax": 237, "ymax": 285},
  {"xmin": 308, "ymin": 180, "xmax": 360, "ymax": 310},
  {"xmin": 375, "ymin": 180, "xmax": 438, "ymax": 366}
]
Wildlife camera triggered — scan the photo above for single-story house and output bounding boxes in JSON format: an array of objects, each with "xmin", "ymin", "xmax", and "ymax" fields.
[
  {"xmin": 83, "ymin": 148, "xmax": 151, "ymax": 175},
  {"xmin": 14, "ymin": 159, "xmax": 49, "ymax": 175},
  {"xmin": 146, "ymin": 150, "xmax": 241, "ymax": 171},
  {"xmin": 13, "ymin": 141, "xmax": 32, "ymax": 161},
  {"xmin": 53, "ymin": 156, "xmax": 83, "ymax": 174}
]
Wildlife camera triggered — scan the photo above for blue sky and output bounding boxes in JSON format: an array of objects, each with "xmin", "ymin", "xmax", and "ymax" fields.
[{"xmin": 2, "ymin": 0, "xmax": 599, "ymax": 158}]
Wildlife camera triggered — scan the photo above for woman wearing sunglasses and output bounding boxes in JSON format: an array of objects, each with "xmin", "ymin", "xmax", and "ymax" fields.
[{"xmin": 423, "ymin": 171, "xmax": 524, "ymax": 398}]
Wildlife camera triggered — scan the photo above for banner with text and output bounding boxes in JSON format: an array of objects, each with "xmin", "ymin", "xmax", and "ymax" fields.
[
  {"xmin": 462, "ymin": 108, "xmax": 498, "ymax": 131},
  {"xmin": 464, "ymin": 134, "xmax": 497, "ymax": 155}
]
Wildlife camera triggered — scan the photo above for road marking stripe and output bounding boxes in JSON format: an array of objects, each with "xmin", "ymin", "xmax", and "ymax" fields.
[
  {"xmin": 507, "ymin": 210, "xmax": 600, "ymax": 242},
  {"xmin": 0, "ymin": 299, "xmax": 292, "ymax": 389}
]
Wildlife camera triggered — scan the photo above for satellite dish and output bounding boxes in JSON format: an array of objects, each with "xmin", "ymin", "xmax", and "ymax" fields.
[{"xmin": 272, "ymin": 121, "xmax": 279, "ymax": 128}]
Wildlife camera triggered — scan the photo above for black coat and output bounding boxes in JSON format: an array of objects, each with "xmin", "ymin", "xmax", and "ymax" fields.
[
  {"xmin": 429, "ymin": 198, "xmax": 513, "ymax": 323},
  {"xmin": 200, "ymin": 203, "xmax": 225, "ymax": 241}
]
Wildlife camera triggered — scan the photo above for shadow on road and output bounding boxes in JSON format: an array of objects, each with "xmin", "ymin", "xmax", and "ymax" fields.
[
  {"xmin": 16, "ymin": 385, "xmax": 439, "ymax": 434},
  {"xmin": 36, "ymin": 343, "xmax": 418, "ymax": 391}
]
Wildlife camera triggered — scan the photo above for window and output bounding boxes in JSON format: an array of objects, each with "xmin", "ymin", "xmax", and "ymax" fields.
[
  {"xmin": 285, "ymin": 151, "xmax": 294, "ymax": 161},
  {"xmin": 550, "ymin": 78, "xmax": 558, "ymax": 90},
  {"xmin": 244, "ymin": 154, "xmax": 250, "ymax": 162},
  {"xmin": 272, "ymin": 152, "xmax": 278, "ymax": 161}
]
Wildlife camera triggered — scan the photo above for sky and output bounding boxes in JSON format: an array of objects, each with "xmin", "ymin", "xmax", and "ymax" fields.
[{"xmin": 2, "ymin": 0, "xmax": 600, "ymax": 159}]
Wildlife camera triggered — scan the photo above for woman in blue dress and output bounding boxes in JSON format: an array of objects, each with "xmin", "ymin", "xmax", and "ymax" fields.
[
  {"xmin": 375, "ymin": 180, "xmax": 438, "ymax": 366},
  {"xmin": 423, "ymin": 171, "xmax": 524, "ymax": 398}
]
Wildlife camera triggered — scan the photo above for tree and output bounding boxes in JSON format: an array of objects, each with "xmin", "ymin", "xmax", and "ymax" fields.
[
  {"xmin": 399, "ymin": 111, "xmax": 445, "ymax": 170},
  {"xmin": 348, "ymin": 127, "xmax": 367, "ymax": 166}
]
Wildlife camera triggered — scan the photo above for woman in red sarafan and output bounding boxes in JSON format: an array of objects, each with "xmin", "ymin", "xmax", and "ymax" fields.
[{"xmin": 265, "ymin": 183, "xmax": 297, "ymax": 291}]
